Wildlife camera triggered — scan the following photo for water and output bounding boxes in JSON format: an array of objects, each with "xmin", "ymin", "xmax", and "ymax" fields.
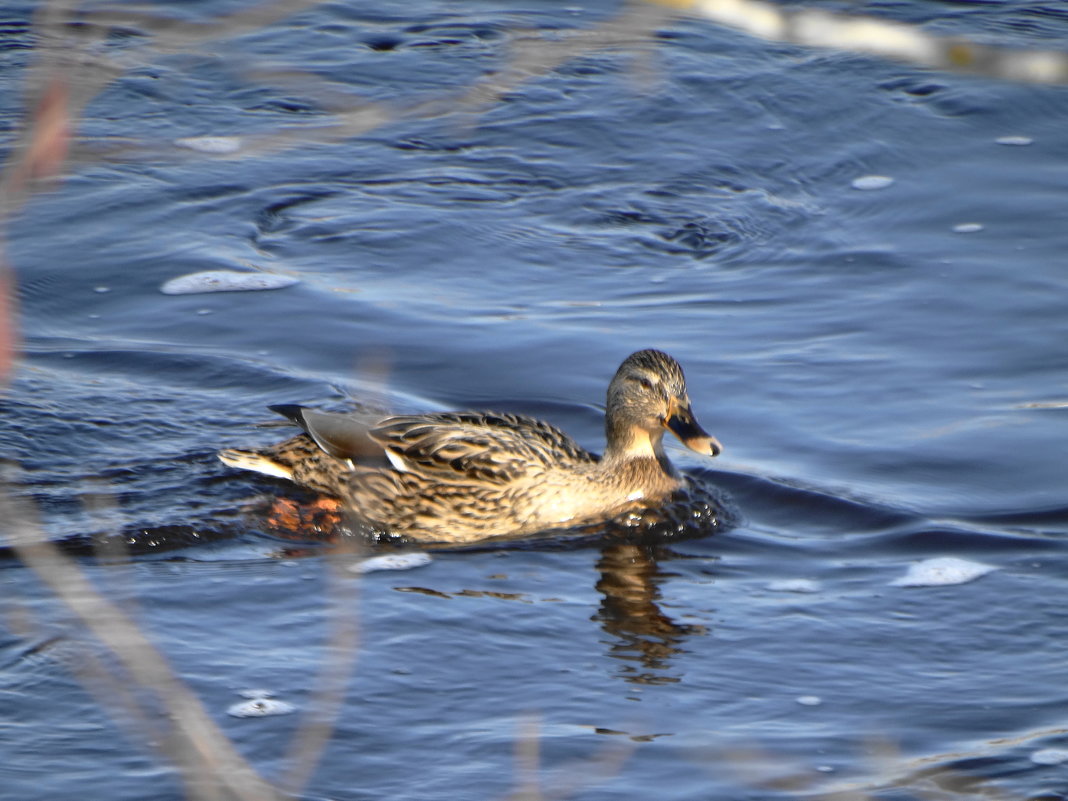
[{"xmin": 2, "ymin": 1, "xmax": 1068, "ymax": 799}]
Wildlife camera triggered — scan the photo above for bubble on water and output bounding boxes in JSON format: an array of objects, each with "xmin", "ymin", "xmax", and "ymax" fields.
[
  {"xmin": 891, "ymin": 557, "xmax": 995, "ymax": 587},
  {"xmin": 1031, "ymin": 748, "xmax": 1068, "ymax": 765},
  {"xmin": 952, "ymin": 222, "xmax": 984, "ymax": 233},
  {"xmin": 996, "ymin": 135, "xmax": 1033, "ymax": 146},
  {"xmin": 176, "ymin": 136, "xmax": 243, "ymax": 154},
  {"xmin": 767, "ymin": 578, "xmax": 821, "ymax": 594},
  {"xmin": 161, "ymin": 270, "xmax": 299, "ymax": 295},
  {"xmin": 796, "ymin": 695, "xmax": 822, "ymax": 706},
  {"xmin": 851, "ymin": 175, "xmax": 894, "ymax": 191},
  {"xmin": 349, "ymin": 552, "xmax": 432, "ymax": 574}
]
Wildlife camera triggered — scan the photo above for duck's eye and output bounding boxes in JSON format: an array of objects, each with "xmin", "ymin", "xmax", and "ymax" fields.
[{"xmin": 631, "ymin": 375, "xmax": 655, "ymax": 391}]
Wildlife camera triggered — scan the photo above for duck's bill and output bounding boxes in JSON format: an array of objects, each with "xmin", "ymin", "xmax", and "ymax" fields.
[{"xmin": 665, "ymin": 405, "xmax": 722, "ymax": 457}]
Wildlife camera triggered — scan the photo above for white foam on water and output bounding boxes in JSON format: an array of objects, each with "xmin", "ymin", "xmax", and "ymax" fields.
[
  {"xmin": 996, "ymin": 135, "xmax": 1033, "ymax": 146},
  {"xmin": 1031, "ymin": 748, "xmax": 1068, "ymax": 765},
  {"xmin": 349, "ymin": 552, "xmax": 432, "ymax": 574},
  {"xmin": 767, "ymin": 578, "xmax": 821, "ymax": 594},
  {"xmin": 851, "ymin": 175, "xmax": 895, "ymax": 191},
  {"xmin": 160, "ymin": 270, "xmax": 299, "ymax": 295},
  {"xmin": 891, "ymin": 557, "xmax": 996, "ymax": 587},
  {"xmin": 227, "ymin": 697, "xmax": 296, "ymax": 718},
  {"xmin": 175, "ymin": 135, "xmax": 244, "ymax": 154},
  {"xmin": 952, "ymin": 222, "xmax": 984, "ymax": 233}
]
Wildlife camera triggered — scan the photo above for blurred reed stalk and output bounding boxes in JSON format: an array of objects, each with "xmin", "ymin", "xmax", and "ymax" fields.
[
  {"xmin": 1, "ymin": 462, "xmax": 370, "ymax": 801},
  {"xmin": 501, "ymin": 716, "xmax": 634, "ymax": 801},
  {"xmin": 2, "ymin": 1, "xmax": 1066, "ymax": 799},
  {"xmin": 0, "ymin": 471, "xmax": 283, "ymax": 801},
  {"xmin": 2, "ymin": 0, "xmax": 1065, "ymax": 378}
]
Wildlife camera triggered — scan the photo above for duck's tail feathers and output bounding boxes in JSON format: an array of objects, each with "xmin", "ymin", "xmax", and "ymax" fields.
[{"xmin": 218, "ymin": 448, "xmax": 295, "ymax": 481}]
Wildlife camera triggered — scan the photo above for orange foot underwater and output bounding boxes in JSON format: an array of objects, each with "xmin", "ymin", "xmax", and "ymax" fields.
[{"xmin": 262, "ymin": 496, "xmax": 345, "ymax": 539}]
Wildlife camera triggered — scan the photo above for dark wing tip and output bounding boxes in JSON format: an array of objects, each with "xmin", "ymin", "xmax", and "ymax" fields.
[
  {"xmin": 268, "ymin": 404, "xmax": 308, "ymax": 426},
  {"xmin": 269, "ymin": 405, "xmax": 380, "ymax": 461}
]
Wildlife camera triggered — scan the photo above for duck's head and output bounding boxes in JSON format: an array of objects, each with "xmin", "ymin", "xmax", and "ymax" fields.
[{"xmin": 604, "ymin": 349, "xmax": 722, "ymax": 461}]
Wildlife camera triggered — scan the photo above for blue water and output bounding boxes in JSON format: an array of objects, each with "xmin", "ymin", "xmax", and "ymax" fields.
[{"xmin": 2, "ymin": 1, "xmax": 1068, "ymax": 799}]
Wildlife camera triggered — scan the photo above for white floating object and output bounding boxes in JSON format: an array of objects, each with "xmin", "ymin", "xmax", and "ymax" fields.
[
  {"xmin": 796, "ymin": 695, "xmax": 822, "ymax": 706},
  {"xmin": 176, "ymin": 135, "xmax": 244, "ymax": 154},
  {"xmin": 161, "ymin": 270, "xmax": 299, "ymax": 295},
  {"xmin": 851, "ymin": 175, "xmax": 895, "ymax": 191},
  {"xmin": 891, "ymin": 557, "xmax": 996, "ymax": 587},
  {"xmin": 952, "ymin": 222, "xmax": 984, "ymax": 233},
  {"xmin": 227, "ymin": 697, "xmax": 296, "ymax": 718},
  {"xmin": 349, "ymin": 552, "xmax": 431, "ymax": 574},
  {"xmin": 1031, "ymin": 748, "xmax": 1068, "ymax": 765},
  {"xmin": 767, "ymin": 579, "xmax": 821, "ymax": 594},
  {"xmin": 996, "ymin": 135, "xmax": 1033, "ymax": 146}
]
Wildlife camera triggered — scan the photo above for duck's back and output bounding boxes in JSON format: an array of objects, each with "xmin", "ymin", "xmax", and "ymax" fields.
[
  {"xmin": 370, "ymin": 411, "xmax": 595, "ymax": 482},
  {"xmin": 340, "ymin": 411, "xmax": 599, "ymax": 541}
]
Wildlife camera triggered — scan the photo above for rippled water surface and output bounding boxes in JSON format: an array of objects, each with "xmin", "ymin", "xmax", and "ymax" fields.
[{"xmin": 2, "ymin": 1, "xmax": 1068, "ymax": 799}]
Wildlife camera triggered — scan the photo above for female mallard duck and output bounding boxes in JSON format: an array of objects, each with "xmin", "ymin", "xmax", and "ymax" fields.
[{"xmin": 219, "ymin": 349, "xmax": 721, "ymax": 543}]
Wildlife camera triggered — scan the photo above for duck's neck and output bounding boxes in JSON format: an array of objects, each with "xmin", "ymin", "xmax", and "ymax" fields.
[{"xmin": 603, "ymin": 418, "xmax": 678, "ymax": 479}]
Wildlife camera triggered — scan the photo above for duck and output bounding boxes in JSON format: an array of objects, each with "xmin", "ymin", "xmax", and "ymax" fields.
[{"xmin": 218, "ymin": 349, "xmax": 721, "ymax": 543}]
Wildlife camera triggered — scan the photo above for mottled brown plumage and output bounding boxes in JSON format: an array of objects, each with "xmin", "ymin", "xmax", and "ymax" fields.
[{"xmin": 219, "ymin": 349, "xmax": 721, "ymax": 543}]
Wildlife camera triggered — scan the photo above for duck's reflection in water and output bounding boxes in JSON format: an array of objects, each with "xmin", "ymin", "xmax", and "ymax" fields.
[
  {"xmin": 592, "ymin": 543, "xmax": 708, "ymax": 685},
  {"xmin": 240, "ymin": 490, "xmax": 718, "ymax": 687}
]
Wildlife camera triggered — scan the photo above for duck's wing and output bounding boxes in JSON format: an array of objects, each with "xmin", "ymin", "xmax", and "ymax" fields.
[
  {"xmin": 269, "ymin": 404, "xmax": 385, "ymax": 462},
  {"xmin": 369, "ymin": 411, "xmax": 596, "ymax": 485}
]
